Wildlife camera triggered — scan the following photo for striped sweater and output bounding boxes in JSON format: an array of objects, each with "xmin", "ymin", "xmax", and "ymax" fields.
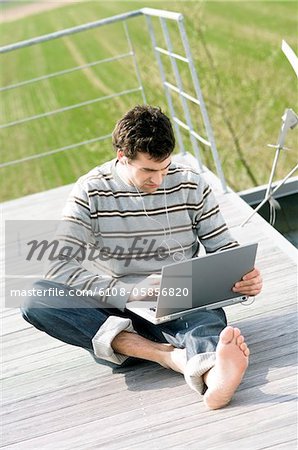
[{"xmin": 45, "ymin": 159, "xmax": 238, "ymax": 310}]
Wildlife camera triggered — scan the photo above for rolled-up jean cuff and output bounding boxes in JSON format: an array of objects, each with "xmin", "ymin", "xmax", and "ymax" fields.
[
  {"xmin": 184, "ymin": 352, "xmax": 216, "ymax": 395},
  {"xmin": 92, "ymin": 316, "xmax": 136, "ymax": 365}
]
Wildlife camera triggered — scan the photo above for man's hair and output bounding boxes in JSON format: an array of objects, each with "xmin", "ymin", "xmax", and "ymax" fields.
[{"xmin": 112, "ymin": 105, "xmax": 175, "ymax": 160}]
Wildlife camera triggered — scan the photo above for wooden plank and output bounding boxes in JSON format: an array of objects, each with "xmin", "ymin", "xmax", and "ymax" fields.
[{"xmin": 2, "ymin": 377, "xmax": 296, "ymax": 449}]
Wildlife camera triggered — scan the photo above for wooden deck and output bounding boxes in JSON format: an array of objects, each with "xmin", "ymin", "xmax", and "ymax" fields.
[{"xmin": 1, "ymin": 169, "xmax": 297, "ymax": 449}]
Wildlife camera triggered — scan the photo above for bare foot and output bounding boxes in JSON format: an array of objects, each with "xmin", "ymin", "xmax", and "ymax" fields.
[
  {"xmin": 203, "ymin": 326, "xmax": 249, "ymax": 410},
  {"xmin": 159, "ymin": 346, "xmax": 187, "ymax": 374}
]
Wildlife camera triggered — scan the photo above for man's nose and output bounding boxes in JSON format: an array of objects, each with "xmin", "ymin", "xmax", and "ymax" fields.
[{"xmin": 150, "ymin": 172, "xmax": 163, "ymax": 185}]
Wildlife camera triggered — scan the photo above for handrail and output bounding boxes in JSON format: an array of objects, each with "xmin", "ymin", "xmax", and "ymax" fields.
[
  {"xmin": 0, "ymin": 10, "xmax": 142, "ymax": 54},
  {"xmin": 0, "ymin": 8, "xmax": 183, "ymax": 54}
]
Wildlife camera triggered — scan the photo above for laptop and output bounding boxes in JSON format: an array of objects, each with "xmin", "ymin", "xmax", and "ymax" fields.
[{"xmin": 126, "ymin": 243, "xmax": 258, "ymax": 324}]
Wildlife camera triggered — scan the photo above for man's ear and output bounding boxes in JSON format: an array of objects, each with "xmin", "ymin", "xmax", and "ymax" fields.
[
  {"xmin": 117, "ymin": 150, "xmax": 129, "ymax": 165},
  {"xmin": 117, "ymin": 149, "xmax": 125, "ymax": 161}
]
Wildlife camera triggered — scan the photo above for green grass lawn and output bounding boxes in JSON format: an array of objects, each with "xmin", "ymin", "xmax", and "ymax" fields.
[{"xmin": 0, "ymin": 1, "xmax": 297, "ymax": 201}]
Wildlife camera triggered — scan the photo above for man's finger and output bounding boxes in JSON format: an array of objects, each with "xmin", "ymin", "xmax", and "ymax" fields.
[
  {"xmin": 233, "ymin": 282, "xmax": 263, "ymax": 295},
  {"xmin": 147, "ymin": 274, "xmax": 161, "ymax": 284},
  {"xmin": 149, "ymin": 279, "xmax": 161, "ymax": 286},
  {"xmin": 242, "ymin": 268, "xmax": 260, "ymax": 281},
  {"xmin": 234, "ymin": 277, "xmax": 262, "ymax": 289}
]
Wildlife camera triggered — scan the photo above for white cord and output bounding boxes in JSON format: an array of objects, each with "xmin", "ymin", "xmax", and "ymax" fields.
[
  {"xmin": 131, "ymin": 177, "xmax": 186, "ymax": 262},
  {"xmin": 163, "ymin": 184, "xmax": 186, "ymax": 261}
]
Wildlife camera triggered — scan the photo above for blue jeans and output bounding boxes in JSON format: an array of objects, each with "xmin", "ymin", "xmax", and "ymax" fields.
[{"xmin": 21, "ymin": 280, "xmax": 227, "ymax": 365}]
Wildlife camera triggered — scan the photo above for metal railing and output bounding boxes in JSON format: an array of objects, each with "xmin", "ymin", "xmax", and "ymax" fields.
[{"xmin": 0, "ymin": 7, "xmax": 227, "ymax": 191}]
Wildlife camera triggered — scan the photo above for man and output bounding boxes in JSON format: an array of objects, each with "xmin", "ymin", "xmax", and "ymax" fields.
[{"xmin": 22, "ymin": 105, "xmax": 262, "ymax": 409}]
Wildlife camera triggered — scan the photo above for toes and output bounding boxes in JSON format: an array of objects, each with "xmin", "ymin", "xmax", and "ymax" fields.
[
  {"xmin": 244, "ymin": 347, "xmax": 250, "ymax": 357},
  {"xmin": 233, "ymin": 328, "xmax": 241, "ymax": 339},
  {"xmin": 219, "ymin": 327, "xmax": 248, "ymax": 352},
  {"xmin": 220, "ymin": 326, "xmax": 234, "ymax": 344},
  {"xmin": 236, "ymin": 335, "xmax": 244, "ymax": 346},
  {"xmin": 240, "ymin": 342, "xmax": 250, "ymax": 357}
]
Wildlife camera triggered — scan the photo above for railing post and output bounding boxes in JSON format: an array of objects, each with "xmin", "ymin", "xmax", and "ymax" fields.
[
  {"xmin": 145, "ymin": 15, "xmax": 186, "ymax": 155},
  {"xmin": 177, "ymin": 17, "xmax": 227, "ymax": 192},
  {"xmin": 160, "ymin": 17, "xmax": 203, "ymax": 171}
]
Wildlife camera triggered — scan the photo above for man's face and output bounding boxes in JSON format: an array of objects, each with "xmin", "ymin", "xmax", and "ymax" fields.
[{"xmin": 124, "ymin": 153, "xmax": 172, "ymax": 193}]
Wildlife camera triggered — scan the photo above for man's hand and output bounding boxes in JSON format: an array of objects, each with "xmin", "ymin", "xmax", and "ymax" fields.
[
  {"xmin": 232, "ymin": 267, "xmax": 263, "ymax": 296},
  {"xmin": 127, "ymin": 274, "xmax": 161, "ymax": 302}
]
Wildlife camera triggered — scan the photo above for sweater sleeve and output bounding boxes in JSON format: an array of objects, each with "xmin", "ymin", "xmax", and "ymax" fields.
[
  {"xmin": 193, "ymin": 181, "xmax": 239, "ymax": 253},
  {"xmin": 43, "ymin": 180, "xmax": 133, "ymax": 311}
]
